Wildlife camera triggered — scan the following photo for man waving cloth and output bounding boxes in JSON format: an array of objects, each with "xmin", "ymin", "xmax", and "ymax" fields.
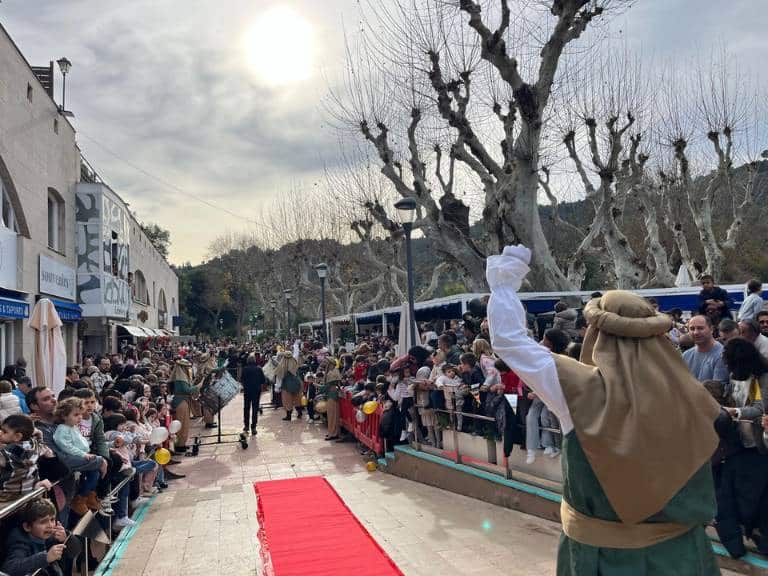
[{"xmin": 487, "ymin": 245, "xmax": 721, "ymax": 575}]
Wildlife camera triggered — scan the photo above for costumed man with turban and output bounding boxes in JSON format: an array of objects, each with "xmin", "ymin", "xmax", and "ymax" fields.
[
  {"xmin": 170, "ymin": 359, "xmax": 198, "ymax": 453},
  {"xmin": 487, "ymin": 246, "xmax": 721, "ymax": 575},
  {"xmin": 274, "ymin": 351, "xmax": 302, "ymax": 421}
]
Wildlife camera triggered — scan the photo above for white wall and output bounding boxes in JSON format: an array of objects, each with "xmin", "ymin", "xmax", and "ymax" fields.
[
  {"xmin": 129, "ymin": 218, "xmax": 179, "ymax": 333},
  {"xmin": 0, "ymin": 24, "xmax": 80, "ymax": 364}
]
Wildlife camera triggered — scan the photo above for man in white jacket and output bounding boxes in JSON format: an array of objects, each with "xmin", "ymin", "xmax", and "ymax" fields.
[{"xmin": 738, "ymin": 279, "xmax": 765, "ymax": 321}]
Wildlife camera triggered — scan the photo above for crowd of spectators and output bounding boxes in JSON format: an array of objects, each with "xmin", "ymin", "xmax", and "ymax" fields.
[
  {"xmin": 1, "ymin": 276, "xmax": 766, "ymax": 572},
  {"xmin": 0, "ymin": 344, "xmax": 227, "ymax": 576},
  {"xmin": 258, "ymin": 277, "xmax": 768, "ymax": 560}
]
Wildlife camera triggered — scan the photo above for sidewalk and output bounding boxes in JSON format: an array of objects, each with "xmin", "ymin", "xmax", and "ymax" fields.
[{"xmin": 105, "ymin": 394, "xmax": 570, "ymax": 575}]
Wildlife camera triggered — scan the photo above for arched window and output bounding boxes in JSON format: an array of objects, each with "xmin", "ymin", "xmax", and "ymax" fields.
[
  {"xmin": 158, "ymin": 289, "xmax": 167, "ymax": 329},
  {"xmin": 0, "ymin": 153, "xmax": 28, "ymax": 237},
  {"xmin": 133, "ymin": 270, "xmax": 148, "ymax": 305},
  {"xmin": 47, "ymin": 188, "xmax": 65, "ymax": 252}
]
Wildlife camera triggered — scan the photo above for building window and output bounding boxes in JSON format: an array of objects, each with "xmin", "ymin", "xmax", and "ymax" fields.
[
  {"xmin": 26, "ymin": 83, "xmax": 33, "ymax": 102},
  {"xmin": 133, "ymin": 270, "xmax": 148, "ymax": 304},
  {"xmin": 53, "ymin": 119, "xmax": 59, "ymax": 134},
  {"xmin": 0, "ymin": 181, "xmax": 19, "ymax": 233},
  {"xmin": 47, "ymin": 189, "xmax": 65, "ymax": 252},
  {"xmin": 111, "ymin": 231, "xmax": 118, "ymax": 275}
]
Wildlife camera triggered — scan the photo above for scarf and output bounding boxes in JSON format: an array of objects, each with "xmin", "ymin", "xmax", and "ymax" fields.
[{"xmin": 554, "ymin": 291, "xmax": 719, "ymax": 524}]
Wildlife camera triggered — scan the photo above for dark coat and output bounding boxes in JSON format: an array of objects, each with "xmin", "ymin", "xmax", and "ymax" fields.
[
  {"xmin": 1, "ymin": 527, "xmax": 62, "ymax": 576},
  {"xmin": 241, "ymin": 364, "xmax": 266, "ymax": 398}
]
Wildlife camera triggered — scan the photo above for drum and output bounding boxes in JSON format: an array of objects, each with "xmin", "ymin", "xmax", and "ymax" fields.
[{"xmin": 200, "ymin": 370, "xmax": 241, "ymax": 413}]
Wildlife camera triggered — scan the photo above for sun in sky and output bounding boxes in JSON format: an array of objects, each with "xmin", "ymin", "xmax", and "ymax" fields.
[{"xmin": 244, "ymin": 5, "xmax": 314, "ymax": 85}]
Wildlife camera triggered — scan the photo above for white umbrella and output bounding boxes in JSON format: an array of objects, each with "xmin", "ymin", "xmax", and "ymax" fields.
[
  {"xmin": 675, "ymin": 265, "xmax": 692, "ymax": 288},
  {"xmin": 29, "ymin": 298, "xmax": 67, "ymax": 396},
  {"xmin": 396, "ymin": 302, "xmax": 420, "ymax": 356}
]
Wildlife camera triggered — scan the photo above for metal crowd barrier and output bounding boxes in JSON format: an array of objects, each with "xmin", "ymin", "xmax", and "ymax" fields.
[
  {"xmin": 0, "ymin": 482, "xmax": 57, "ymax": 521},
  {"xmin": 339, "ymin": 392, "xmax": 384, "ymax": 456},
  {"xmin": 418, "ymin": 407, "xmax": 563, "ymax": 484}
]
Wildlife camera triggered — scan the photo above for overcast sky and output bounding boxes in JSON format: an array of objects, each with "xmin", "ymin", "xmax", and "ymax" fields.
[{"xmin": 1, "ymin": 1, "xmax": 765, "ymax": 265}]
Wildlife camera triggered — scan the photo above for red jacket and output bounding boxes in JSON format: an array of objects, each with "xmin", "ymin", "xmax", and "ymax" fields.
[{"xmin": 501, "ymin": 371, "xmax": 523, "ymax": 396}]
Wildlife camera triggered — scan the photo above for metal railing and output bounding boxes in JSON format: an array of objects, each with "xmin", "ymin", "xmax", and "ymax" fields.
[
  {"xmin": 412, "ymin": 407, "xmax": 562, "ymax": 485},
  {"xmin": 0, "ymin": 481, "xmax": 59, "ymax": 521}
]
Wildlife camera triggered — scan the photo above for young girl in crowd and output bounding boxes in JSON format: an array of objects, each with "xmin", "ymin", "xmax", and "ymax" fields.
[{"xmin": 53, "ymin": 398, "xmax": 108, "ymax": 514}]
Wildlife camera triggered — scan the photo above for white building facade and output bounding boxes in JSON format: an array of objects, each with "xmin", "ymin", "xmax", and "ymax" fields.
[
  {"xmin": 75, "ymin": 181, "xmax": 178, "ymax": 355},
  {"xmin": 0, "ymin": 24, "xmax": 81, "ymax": 369}
]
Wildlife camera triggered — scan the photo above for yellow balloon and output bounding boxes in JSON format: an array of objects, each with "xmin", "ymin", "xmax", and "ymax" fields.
[
  {"xmin": 300, "ymin": 395, "xmax": 308, "ymax": 407},
  {"xmin": 362, "ymin": 400, "xmax": 378, "ymax": 415},
  {"xmin": 366, "ymin": 461, "xmax": 377, "ymax": 472},
  {"xmin": 154, "ymin": 448, "xmax": 171, "ymax": 465}
]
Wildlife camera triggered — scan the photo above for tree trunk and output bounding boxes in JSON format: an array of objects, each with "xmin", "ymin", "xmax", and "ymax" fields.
[
  {"xmin": 497, "ymin": 127, "xmax": 575, "ymax": 291},
  {"xmin": 638, "ymin": 190, "xmax": 676, "ymax": 287}
]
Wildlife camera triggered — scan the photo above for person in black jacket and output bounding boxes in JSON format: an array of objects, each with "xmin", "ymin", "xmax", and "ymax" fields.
[
  {"xmin": 698, "ymin": 275, "xmax": 732, "ymax": 323},
  {"xmin": 241, "ymin": 355, "xmax": 265, "ymax": 435}
]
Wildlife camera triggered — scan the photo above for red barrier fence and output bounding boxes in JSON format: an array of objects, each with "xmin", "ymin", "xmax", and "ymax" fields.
[{"xmin": 339, "ymin": 392, "xmax": 384, "ymax": 456}]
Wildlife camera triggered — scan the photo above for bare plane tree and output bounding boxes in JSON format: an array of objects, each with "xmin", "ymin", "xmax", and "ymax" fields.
[{"xmin": 326, "ymin": 0, "xmax": 629, "ymax": 291}]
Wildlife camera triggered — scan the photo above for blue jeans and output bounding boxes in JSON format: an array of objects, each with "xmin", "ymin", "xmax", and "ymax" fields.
[
  {"xmin": 132, "ymin": 459, "xmax": 157, "ymax": 474},
  {"xmin": 113, "ymin": 483, "xmax": 130, "ymax": 520},
  {"xmin": 525, "ymin": 398, "xmax": 555, "ymax": 451}
]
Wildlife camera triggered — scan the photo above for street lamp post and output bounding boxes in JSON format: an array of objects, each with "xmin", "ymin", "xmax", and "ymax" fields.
[
  {"xmin": 315, "ymin": 263, "xmax": 328, "ymax": 347},
  {"xmin": 394, "ymin": 198, "xmax": 417, "ymax": 348},
  {"xmin": 283, "ymin": 289, "xmax": 293, "ymax": 337},
  {"xmin": 270, "ymin": 299, "xmax": 277, "ymax": 336},
  {"xmin": 56, "ymin": 57, "xmax": 72, "ymax": 113}
]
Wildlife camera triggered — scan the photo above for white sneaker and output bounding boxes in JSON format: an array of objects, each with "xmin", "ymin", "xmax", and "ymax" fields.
[
  {"xmin": 113, "ymin": 516, "xmax": 136, "ymax": 529},
  {"xmin": 547, "ymin": 448, "xmax": 561, "ymax": 459},
  {"xmin": 131, "ymin": 497, "xmax": 150, "ymax": 507},
  {"xmin": 146, "ymin": 487, "xmax": 160, "ymax": 495},
  {"xmin": 526, "ymin": 450, "xmax": 536, "ymax": 465},
  {"xmin": 543, "ymin": 447, "xmax": 555, "ymax": 456}
]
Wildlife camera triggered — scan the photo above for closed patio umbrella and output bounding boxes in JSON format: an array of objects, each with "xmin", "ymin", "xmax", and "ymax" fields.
[
  {"xmin": 29, "ymin": 298, "xmax": 67, "ymax": 395},
  {"xmin": 396, "ymin": 302, "xmax": 419, "ymax": 356}
]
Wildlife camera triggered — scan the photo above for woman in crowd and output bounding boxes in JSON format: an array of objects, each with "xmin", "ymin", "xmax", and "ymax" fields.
[{"xmin": 714, "ymin": 337, "xmax": 768, "ymax": 557}]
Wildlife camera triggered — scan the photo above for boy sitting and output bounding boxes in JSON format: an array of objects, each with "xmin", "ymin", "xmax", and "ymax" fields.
[
  {"xmin": 2, "ymin": 498, "xmax": 66, "ymax": 576},
  {"xmin": 0, "ymin": 414, "xmax": 53, "ymax": 503}
]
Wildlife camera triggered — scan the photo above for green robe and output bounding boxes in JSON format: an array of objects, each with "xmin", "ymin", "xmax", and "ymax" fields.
[
  {"xmin": 558, "ymin": 430, "xmax": 720, "ymax": 576},
  {"xmin": 171, "ymin": 379, "xmax": 197, "ymax": 409}
]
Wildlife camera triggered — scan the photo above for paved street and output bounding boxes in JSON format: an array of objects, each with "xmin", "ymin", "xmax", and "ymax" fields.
[{"xmin": 109, "ymin": 393, "xmax": 565, "ymax": 576}]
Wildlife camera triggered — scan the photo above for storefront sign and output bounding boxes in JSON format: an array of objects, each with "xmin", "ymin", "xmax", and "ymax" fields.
[
  {"xmin": 0, "ymin": 227, "xmax": 18, "ymax": 290},
  {"xmin": 39, "ymin": 255, "xmax": 76, "ymax": 301},
  {"xmin": 0, "ymin": 297, "xmax": 28, "ymax": 319}
]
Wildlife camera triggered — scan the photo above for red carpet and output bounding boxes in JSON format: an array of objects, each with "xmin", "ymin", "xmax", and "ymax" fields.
[{"xmin": 255, "ymin": 476, "xmax": 403, "ymax": 576}]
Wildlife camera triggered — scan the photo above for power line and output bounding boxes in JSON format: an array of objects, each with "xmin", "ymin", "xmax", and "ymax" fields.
[{"xmin": 77, "ymin": 131, "xmax": 280, "ymax": 234}]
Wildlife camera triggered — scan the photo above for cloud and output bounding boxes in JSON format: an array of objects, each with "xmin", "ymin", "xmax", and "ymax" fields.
[
  {"xmin": 1, "ymin": 0, "xmax": 351, "ymax": 263},
  {"xmin": 2, "ymin": 0, "xmax": 765, "ymax": 264}
]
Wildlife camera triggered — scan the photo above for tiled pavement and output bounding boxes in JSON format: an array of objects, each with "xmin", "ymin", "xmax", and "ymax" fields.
[{"xmin": 109, "ymin": 394, "xmax": 738, "ymax": 576}]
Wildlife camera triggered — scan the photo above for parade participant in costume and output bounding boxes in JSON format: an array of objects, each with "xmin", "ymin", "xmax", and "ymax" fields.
[
  {"xmin": 169, "ymin": 359, "xmax": 197, "ymax": 453},
  {"xmin": 319, "ymin": 359, "xmax": 342, "ymax": 441},
  {"xmin": 193, "ymin": 353, "xmax": 218, "ymax": 429},
  {"xmin": 274, "ymin": 352, "xmax": 302, "ymax": 421},
  {"xmin": 487, "ymin": 245, "xmax": 721, "ymax": 575}
]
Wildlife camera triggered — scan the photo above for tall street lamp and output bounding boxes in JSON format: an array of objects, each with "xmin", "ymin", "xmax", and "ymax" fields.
[
  {"xmin": 315, "ymin": 263, "xmax": 328, "ymax": 347},
  {"xmin": 394, "ymin": 198, "xmax": 417, "ymax": 348},
  {"xmin": 56, "ymin": 57, "xmax": 72, "ymax": 115},
  {"xmin": 270, "ymin": 299, "xmax": 277, "ymax": 335},
  {"xmin": 284, "ymin": 289, "xmax": 293, "ymax": 337}
]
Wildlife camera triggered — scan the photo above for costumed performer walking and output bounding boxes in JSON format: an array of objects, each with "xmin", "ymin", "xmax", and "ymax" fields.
[
  {"xmin": 487, "ymin": 245, "xmax": 721, "ymax": 575},
  {"xmin": 274, "ymin": 351, "xmax": 302, "ymax": 421},
  {"xmin": 169, "ymin": 358, "xmax": 199, "ymax": 454}
]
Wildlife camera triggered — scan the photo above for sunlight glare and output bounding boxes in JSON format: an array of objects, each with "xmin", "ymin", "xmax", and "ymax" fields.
[{"xmin": 244, "ymin": 5, "xmax": 314, "ymax": 85}]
